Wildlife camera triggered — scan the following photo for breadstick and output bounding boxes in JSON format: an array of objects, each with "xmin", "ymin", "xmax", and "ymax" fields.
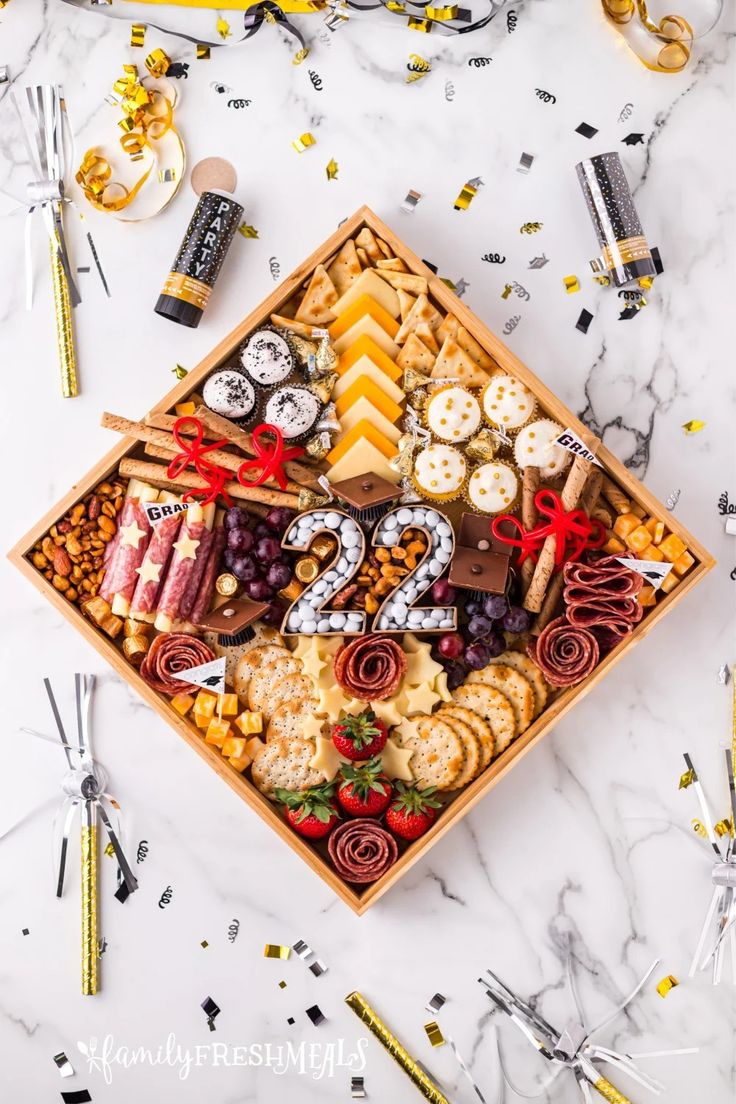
[
  {"xmin": 601, "ymin": 474, "xmax": 630, "ymax": 516},
  {"xmin": 531, "ymin": 468, "xmax": 604, "ymax": 633},
  {"xmin": 119, "ymin": 459, "xmax": 298, "ymax": 508},
  {"xmin": 523, "ymin": 455, "xmax": 593, "ymax": 613},
  {"xmin": 520, "ymin": 466, "xmax": 540, "ymax": 598}
]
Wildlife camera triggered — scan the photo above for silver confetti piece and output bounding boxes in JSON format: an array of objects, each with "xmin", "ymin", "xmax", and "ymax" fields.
[
  {"xmin": 426, "ymin": 992, "xmax": 447, "ymax": 1014},
  {"xmin": 53, "ymin": 1052, "xmax": 75, "ymax": 1077},
  {"xmin": 351, "ymin": 1075, "xmax": 366, "ymax": 1098},
  {"xmin": 0, "ymin": 66, "xmax": 9, "ymax": 86},
  {"xmin": 401, "ymin": 189, "xmax": 423, "ymax": 213},
  {"xmin": 293, "ymin": 938, "xmax": 329, "ymax": 977},
  {"xmin": 665, "ymin": 489, "xmax": 681, "ymax": 510},
  {"xmin": 528, "ymin": 254, "xmax": 549, "ymax": 269},
  {"xmin": 517, "ymin": 152, "xmax": 534, "ymax": 173},
  {"xmin": 717, "ymin": 664, "xmax": 731, "ymax": 685}
]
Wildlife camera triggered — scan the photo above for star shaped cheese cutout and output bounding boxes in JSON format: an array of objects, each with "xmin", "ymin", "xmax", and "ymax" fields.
[
  {"xmin": 293, "ymin": 634, "xmax": 342, "ymax": 661},
  {"xmin": 172, "ymin": 534, "xmax": 201, "ymax": 560},
  {"xmin": 309, "ymin": 736, "xmax": 349, "ymax": 782},
  {"xmin": 434, "ymin": 671, "xmax": 453, "ymax": 702},
  {"xmin": 402, "ymin": 632, "xmax": 423, "ymax": 654},
  {"xmin": 300, "ymin": 640, "xmax": 329, "ymax": 682},
  {"xmin": 317, "ymin": 684, "xmax": 354, "ymax": 722},
  {"xmin": 135, "ymin": 558, "xmax": 162, "ymax": 586},
  {"xmin": 343, "ymin": 698, "xmax": 367, "ymax": 716},
  {"xmin": 393, "ymin": 716, "xmax": 422, "ymax": 746},
  {"xmin": 370, "ymin": 696, "xmax": 404, "ymax": 728},
  {"xmin": 119, "ymin": 520, "xmax": 147, "ymax": 548},
  {"xmin": 301, "ymin": 712, "xmax": 329, "ymax": 741},
  {"xmin": 403, "ymin": 681, "xmax": 441, "ymax": 716},
  {"xmin": 404, "ymin": 644, "xmax": 444, "ymax": 686},
  {"xmin": 378, "ymin": 738, "xmax": 414, "ymax": 782}
]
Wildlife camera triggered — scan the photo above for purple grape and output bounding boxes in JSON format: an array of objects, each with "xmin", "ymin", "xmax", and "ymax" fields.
[
  {"xmin": 223, "ymin": 548, "xmax": 236, "ymax": 569},
  {"xmin": 262, "ymin": 599, "xmax": 287, "ymax": 626},
  {"xmin": 266, "ymin": 561, "xmax": 292, "ymax": 590},
  {"xmin": 483, "ymin": 631, "xmax": 506, "ymax": 658},
  {"xmin": 483, "ymin": 594, "xmax": 508, "ymax": 620},
  {"xmin": 225, "ymin": 506, "xmax": 249, "ymax": 530},
  {"xmin": 443, "ymin": 660, "xmax": 466, "ymax": 691},
  {"xmin": 502, "ymin": 605, "xmax": 531, "ymax": 634},
  {"xmin": 232, "ymin": 555, "xmax": 258, "ymax": 583},
  {"xmin": 464, "ymin": 597, "xmax": 483, "ymax": 617},
  {"xmin": 244, "ymin": 578, "xmax": 274, "ymax": 602},
  {"xmin": 432, "ymin": 578, "xmax": 456, "ymax": 604},
  {"xmin": 468, "ymin": 614, "xmax": 493, "ymax": 638},
  {"xmin": 255, "ymin": 536, "xmax": 282, "ymax": 565},
  {"xmin": 253, "ymin": 522, "xmax": 271, "ymax": 540},
  {"xmin": 265, "ymin": 506, "xmax": 296, "ymax": 533},
  {"xmin": 227, "ymin": 527, "xmax": 254, "ymax": 553},
  {"xmin": 465, "ymin": 642, "xmax": 492, "ymax": 670}
]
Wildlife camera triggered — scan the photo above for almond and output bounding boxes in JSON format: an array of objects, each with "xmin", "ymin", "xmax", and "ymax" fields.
[
  {"xmin": 87, "ymin": 495, "xmax": 101, "ymax": 520},
  {"xmin": 53, "ymin": 547, "xmax": 72, "ymax": 577}
]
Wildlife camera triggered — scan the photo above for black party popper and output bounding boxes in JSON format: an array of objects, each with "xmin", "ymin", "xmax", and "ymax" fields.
[
  {"xmin": 155, "ymin": 190, "xmax": 243, "ymax": 327},
  {"xmin": 575, "ymin": 152, "xmax": 656, "ymax": 288}
]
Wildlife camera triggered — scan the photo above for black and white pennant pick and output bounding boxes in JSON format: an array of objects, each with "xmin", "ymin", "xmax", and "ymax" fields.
[
  {"xmin": 616, "ymin": 557, "xmax": 674, "ymax": 590},
  {"xmin": 554, "ymin": 428, "xmax": 603, "ymax": 467},
  {"xmin": 174, "ymin": 656, "xmax": 226, "ymax": 695}
]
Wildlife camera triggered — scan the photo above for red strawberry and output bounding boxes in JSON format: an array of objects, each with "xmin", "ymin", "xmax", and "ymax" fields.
[
  {"xmin": 337, "ymin": 758, "xmax": 393, "ymax": 818},
  {"xmin": 385, "ymin": 783, "xmax": 442, "ymax": 841},
  {"xmin": 332, "ymin": 710, "xmax": 388, "ymax": 761},
  {"xmin": 274, "ymin": 783, "xmax": 340, "ymax": 840}
]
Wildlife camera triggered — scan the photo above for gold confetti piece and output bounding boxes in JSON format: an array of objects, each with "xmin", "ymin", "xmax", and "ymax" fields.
[
  {"xmin": 501, "ymin": 283, "xmax": 512, "ymax": 299},
  {"xmin": 264, "ymin": 944, "xmax": 291, "ymax": 960},
  {"xmin": 158, "ymin": 168, "xmax": 176, "ymax": 184},
  {"xmin": 238, "ymin": 223, "xmax": 259, "ymax": 238},
  {"xmin": 326, "ymin": 158, "xmax": 339, "ymax": 181},
  {"xmin": 387, "ymin": 0, "xmax": 406, "ymax": 9},
  {"xmin": 691, "ymin": 818, "xmax": 707, "ymax": 838},
  {"xmin": 655, "ymin": 974, "xmax": 679, "ymax": 997},
  {"xmin": 520, "ymin": 221, "xmax": 543, "ymax": 234},
  {"xmin": 172, "ymin": 364, "xmax": 188, "ymax": 379},
  {"xmin": 264, "ymin": 7, "xmax": 277, "ymax": 23},
  {"xmin": 293, "ymin": 132, "xmax": 316, "ymax": 153},
  {"xmin": 200, "ymin": 940, "xmax": 209, "ymax": 948},
  {"xmin": 197, "ymin": 45, "xmax": 211, "ymax": 60},
  {"xmin": 130, "ymin": 23, "xmax": 146, "ymax": 48},
  {"xmin": 217, "ymin": 17, "xmax": 231, "ymax": 39},
  {"xmin": 408, "ymin": 53, "xmax": 432, "ymax": 72},
  {"xmin": 293, "ymin": 47, "xmax": 309, "ymax": 65},
  {"xmin": 425, "ymin": 3, "xmax": 458, "ymax": 17},
  {"xmin": 682, "ymin": 420, "xmax": 705, "ymax": 434},
  {"xmin": 424, "ymin": 1021, "xmax": 445, "ymax": 1047},
  {"xmin": 679, "ymin": 768, "xmax": 695, "ymax": 789},
  {"xmin": 593, "ymin": 273, "xmax": 611, "ymax": 285},
  {"xmin": 638, "ymin": 274, "xmax": 655, "ymax": 289},
  {"xmin": 145, "ymin": 48, "xmax": 171, "ymax": 79},
  {"xmin": 408, "ymin": 16, "xmax": 431, "ymax": 30},
  {"xmin": 104, "ymin": 842, "xmax": 115, "ymax": 857},
  {"xmin": 278, "ymin": 980, "xmax": 287, "ymax": 989},
  {"xmin": 563, "ymin": 275, "xmax": 580, "ymax": 294},
  {"xmin": 714, "ymin": 817, "xmax": 733, "ymax": 837},
  {"xmin": 453, "ymin": 182, "xmax": 478, "ymax": 210},
  {"xmin": 406, "ymin": 72, "xmax": 429, "ymax": 84}
]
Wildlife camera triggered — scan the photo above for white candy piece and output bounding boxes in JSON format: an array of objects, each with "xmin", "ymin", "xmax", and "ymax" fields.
[{"xmin": 325, "ymin": 512, "xmax": 342, "ymax": 529}]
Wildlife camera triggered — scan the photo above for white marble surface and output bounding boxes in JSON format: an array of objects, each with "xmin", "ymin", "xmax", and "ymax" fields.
[{"xmin": 1, "ymin": 2, "xmax": 735, "ymax": 1102}]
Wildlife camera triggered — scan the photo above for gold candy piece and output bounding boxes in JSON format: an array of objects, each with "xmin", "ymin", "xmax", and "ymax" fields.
[
  {"xmin": 295, "ymin": 556, "xmax": 320, "ymax": 584},
  {"xmin": 310, "ymin": 373, "xmax": 338, "ymax": 404},
  {"xmin": 279, "ymin": 579, "xmax": 304, "ymax": 602},
  {"xmin": 305, "ymin": 432, "xmax": 331, "ymax": 460},
  {"xmin": 403, "ymin": 367, "xmax": 433, "ymax": 392},
  {"xmin": 264, "ymin": 943, "xmax": 291, "ymax": 959},
  {"xmin": 122, "ymin": 633, "xmax": 150, "ymax": 667},
  {"xmin": 216, "ymin": 572, "xmax": 239, "ymax": 597},
  {"xmin": 465, "ymin": 428, "xmax": 499, "ymax": 463},
  {"xmin": 292, "ymin": 132, "xmax": 316, "ymax": 153},
  {"xmin": 298, "ymin": 488, "xmax": 331, "ymax": 511},
  {"xmin": 311, "ymin": 534, "xmax": 338, "ymax": 561}
]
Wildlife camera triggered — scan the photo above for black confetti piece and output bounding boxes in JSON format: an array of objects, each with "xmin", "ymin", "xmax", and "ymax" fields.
[
  {"xmin": 76, "ymin": 266, "xmax": 90, "ymax": 274},
  {"xmin": 227, "ymin": 919, "xmax": 240, "ymax": 943},
  {"xmin": 136, "ymin": 840, "xmax": 148, "ymax": 863},
  {"xmin": 306, "ymin": 1004, "xmax": 326, "ymax": 1026},
  {"xmin": 287, "ymin": 1017, "xmax": 295, "ymax": 1025},
  {"xmin": 158, "ymin": 885, "xmax": 173, "ymax": 909},
  {"xmin": 619, "ymin": 306, "xmax": 640, "ymax": 320},
  {"xmin": 114, "ymin": 881, "xmax": 130, "ymax": 904},
  {"xmin": 468, "ymin": 57, "xmax": 492, "ymax": 67},
  {"xmin": 168, "ymin": 62, "xmax": 189, "ymax": 79},
  {"xmin": 227, "ymin": 98, "xmax": 251, "ymax": 109},
  {"xmin": 482, "ymin": 252, "xmax": 505, "ymax": 263},
  {"xmin": 308, "ymin": 70, "xmax": 323, "ymax": 90},
  {"xmin": 426, "ymin": 992, "xmax": 447, "ymax": 1013},
  {"xmin": 576, "ymin": 309, "xmax": 594, "ymax": 334},
  {"xmin": 200, "ymin": 940, "xmax": 209, "ymax": 948},
  {"xmin": 618, "ymin": 102, "xmax": 634, "ymax": 122},
  {"xmin": 506, "ymin": 8, "xmax": 517, "ymax": 31},
  {"xmin": 422, "ymin": 258, "xmax": 438, "ymax": 274},
  {"xmin": 534, "ymin": 88, "xmax": 556, "ymax": 104},
  {"xmin": 201, "ymin": 996, "xmax": 220, "ymax": 1030},
  {"xmin": 61, "ymin": 1092, "xmax": 92, "ymax": 1104},
  {"xmin": 278, "ymin": 980, "xmax": 287, "ymax": 989},
  {"xmin": 22, "ymin": 928, "xmax": 29, "ymax": 936},
  {"xmin": 621, "ymin": 132, "xmax": 645, "ymax": 145},
  {"xmin": 575, "ymin": 122, "xmax": 598, "ymax": 139}
]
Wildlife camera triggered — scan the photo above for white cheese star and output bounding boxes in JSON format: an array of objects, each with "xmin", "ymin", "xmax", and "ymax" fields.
[
  {"xmin": 135, "ymin": 558, "xmax": 162, "ymax": 586},
  {"xmin": 172, "ymin": 534, "xmax": 201, "ymax": 560},
  {"xmin": 119, "ymin": 520, "xmax": 147, "ymax": 549}
]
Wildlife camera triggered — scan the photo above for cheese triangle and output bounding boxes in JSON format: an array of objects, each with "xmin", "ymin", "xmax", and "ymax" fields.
[
  {"xmin": 337, "ymin": 335, "xmax": 402, "ymax": 382},
  {"xmin": 328, "ymin": 294, "xmax": 400, "ymax": 342},
  {"xmin": 336, "ymin": 398, "xmax": 402, "ymax": 445},
  {"xmin": 327, "ymin": 419, "xmax": 397, "ymax": 467},
  {"xmin": 333, "ymin": 315, "xmax": 401, "ymax": 359},
  {"xmin": 332, "ymin": 268, "xmax": 400, "ymax": 318},
  {"xmin": 327, "ymin": 438, "xmax": 401, "ymax": 485},
  {"xmin": 335, "ymin": 374, "xmax": 403, "ymax": 423},
  {"xmin": 332, "ymin": 358, "xmax": 405, "ymax": 405}
]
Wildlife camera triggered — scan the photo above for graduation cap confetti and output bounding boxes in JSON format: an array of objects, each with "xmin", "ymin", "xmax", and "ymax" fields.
[
  {"xmin": 201, "ymin": 996, "xmax": 220, "ymax": 1030},
  {"xmin": 528, "ymin": 254, "xmax": 549, "ymax": 268},
  {"xmin": 517, "ymin": 151, "xmax": 534, "ymax": 173},
  {"xmin": 575, "ymin": 121, "xmax": 599, "ymax": 139},
  {"xmin": 53, "ymin": 1052, "xmax": 75, "ymax": 1077},
  {"xmin": 622, "ymin": 132, "xmax": 645, "ymax": 145},
  {"xmin": 326, "ymin": 159, "xmax": 339, "ymax": 181},
  {"xmin": 306, "ymin": 1004, "xmax": 326, "ymax": 1026},
  {"xmin": 576, "ymin": 308, "xmax": 594, "ymax": 333}
]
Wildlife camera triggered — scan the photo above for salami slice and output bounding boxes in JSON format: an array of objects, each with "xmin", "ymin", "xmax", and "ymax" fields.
[
  {"xmin": 333, "ymin": 635, "xmax": 407, "ymax": 702},
  {"xmin": 154, "ymin": 512, "xmax": 209, "ymax": 631},
  {"xmin": 527, "ymin": 617, "xmax": 600, "ymax": 688},
  {"xmin": 563, "ymin": 555, "xmax": 642, "ymax": 649},
  {"xmin": 139, "ymin": 633, "xmax": 216, "ymax": 696},
  {"xmin": 327, "ymin": 819, "xmax": 398, "ymax": 883},
  {"xmin": 563, "ymin": 555, "xmax": 643, "ymax": 599},
  {"xmin": 129, "ymin": 512, "xmax": 181, "ymax": 619},
  {"xmin": 191, "ymin": 526, "xmax": 226, "ymax": 626},
  {"xmin": 178, "ymin": 526, "xmax": 213, "ymax": 622}
]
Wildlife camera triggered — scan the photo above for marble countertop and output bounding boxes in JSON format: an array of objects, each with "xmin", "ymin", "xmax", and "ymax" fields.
[{"xmin": 1, "ymin": 2, "xmax": 734, "ymax": 1102}]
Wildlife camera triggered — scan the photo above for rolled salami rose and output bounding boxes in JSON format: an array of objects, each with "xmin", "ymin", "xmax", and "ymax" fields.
[
  {"xmin": 527, "ymin": 616, "xmax": 600, "ymax": 688},
  {"xmin": 328, "ymin": 819, "xmax": 398, "ymax": 883},
  {"xmin": 563, "ymin": 555, "xmax": 643, "ymax": 649},
  {"xmin": 333, "ymin": 635, "xmax": 407, "ymax": 702},
  {"xmin": 139, "ymin": 632, "xmax": 215, "ymax": 696}
]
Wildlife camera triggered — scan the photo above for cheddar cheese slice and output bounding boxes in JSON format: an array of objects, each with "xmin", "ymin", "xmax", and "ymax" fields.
[
  {"xmin": 332, "ymin": 358, "xmax": 405, "ymax": 405},
  {"xmin": 328, "ymin": 294, "xmax": 400, "ymax": 342},
  {"xmin": 337, "ymin": 334, "xmax": 402, "ymax": 383},
  {"xmin": 332, "ymin": 268, "xmax": 401, "ymax": 319},
  {"xmin": 336, "ymin": 398, "xmax": 402, "ymax": 445},
  {"xmin": 333, "ymin": 315, "xmax": 401, "ymax": 359},
  {"xmin": 327, "ymin": 419, "xmax": 397, "ymax": 467},
  {"xmin": 335, "ymin": 374, "xmax": 402, "ymax": 423},
  {"xmin": 327, "ymin": 438, "xmax": 401, "ymax": 485}
]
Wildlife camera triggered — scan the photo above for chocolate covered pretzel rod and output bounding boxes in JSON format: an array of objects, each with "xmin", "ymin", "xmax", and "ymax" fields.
[{"xmin": 520, "ymin": 466, "xmax": 540, "ymax": 598}]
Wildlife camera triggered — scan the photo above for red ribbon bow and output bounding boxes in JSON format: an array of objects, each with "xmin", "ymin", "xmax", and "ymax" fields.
[
  {"xmin": 491, "ymin": 488, "xmax": 606, "ymax": 569},
  {"xmin": 167, "ymin": 417, "xmax": 233, "ymax": 507},
  {"xmin": 237, "ymin": 423, "xmax": 304, "ymax": 491}
]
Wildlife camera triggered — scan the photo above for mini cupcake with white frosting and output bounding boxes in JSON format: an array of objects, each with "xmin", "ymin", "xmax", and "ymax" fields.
[
  {"xmin": 426, "ymin": 384, "xmax": 482, "ymax": 443},
  {"xmin": 412, "ymin": 443, "xmax": 467, "ymax": 503},
  {"xmin": 514, "ymin": 418, "xmax": 572, "ymax": 479},
  {"xmin": 264, "ymin": 385, "xmax": 321, "ymax": 441},
  {"xmin": 202, "ymin": 369, "xmax": 257, "ymax": 424},
  {"xmin": 466, "ymin": 461, "xmax": 519, "ymax": 515},
  {"xmin": 481, "ymin": 374, "xmax": 535, "ymax": 432},
  {"xmin": 239, "ymin": 328, "xmax": 294, "ymax": 387}
]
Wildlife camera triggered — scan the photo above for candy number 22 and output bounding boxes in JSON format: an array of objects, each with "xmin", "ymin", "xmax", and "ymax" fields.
[{"xmin": 280, "ymin": 506, "xmax": 456, "ymax": 635}]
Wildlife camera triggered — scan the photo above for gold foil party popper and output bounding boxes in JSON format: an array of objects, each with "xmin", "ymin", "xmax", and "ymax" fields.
[{"xmin": 11, "ymin": 676, "xmax": 138, "ymax": 994}]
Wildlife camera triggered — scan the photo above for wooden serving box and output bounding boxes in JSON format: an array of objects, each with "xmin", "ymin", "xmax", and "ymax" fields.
[{"xmin": 8, "ymin": 206, "xmax": 715, "ymax": 915}]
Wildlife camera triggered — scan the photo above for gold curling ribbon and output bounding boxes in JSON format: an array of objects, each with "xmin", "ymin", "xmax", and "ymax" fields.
[
  {"xmin": 76, "ymin": 51, "xmax": 184, "ymax": 221},
  {"xmin": 593, "ymin": 1076, "xmax": 632, "ymax": 1104},
  {"xmin": 345, "ymin": 992, "xmax": 451, "ymax": 1104},
  {"xmin": 600, "ymin": 0, "xmax": 693, "ymax": 73},
  {"xmin": 81, "ymin": 822, "xmax": 98, "ymax": 995},
  {"xmin": 49, "ymin": 237, "xmax": 79, "ymax": 399}
]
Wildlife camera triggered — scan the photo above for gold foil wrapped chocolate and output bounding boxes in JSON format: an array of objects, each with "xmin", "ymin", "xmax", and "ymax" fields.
[
  {"xmin": 315, "ymin": 402, "xmax": 341, "ymax": 436},
  {"xmin": 216, "ymin": 572, "xmax": 239, "ymax": 597},
  {"xmin": 305, "ymin": 431, "xmax": 332, "ymax": 460},
  {"xmin": 311, "ymin": 534, "xmax": 337, "ymax": 561},
  {"xmin": 464, "ymin": 428, "xmax": 500, "ymax": 463},
  {"xmin": 403, "ymin": 367, "xmax": 434, "ymax": 392},
  {"xmin": 122, "ymin": 634, "xmax": 150, "ymax": 667},
  {"xmin": 407, "ymin": 390, "xmax": 429, "ymax": 416},
  {"xmin": 287, "ymin": 332, "xmax": 317, "ymax": 366},
  {"xmin": 298, "ymin": 487, "xmax": 332, "ymax": 511},
  {"xmin": 279, "ymin": 578, "xmax": 304, "ymax": 602},
  {"xmin": 315, "ymin": 334, "xmax": 338, "ymax": 376},
  {"xmin": 295, "ymin": 555, "xmax": 320, "ymax": 583},
  {"xmin": 390, "ymin": 433, "xmax": 418, "ymax": 478},
  {"xmin": 309, "ymin": 373, "xmax": 338, "ymax": 404}
]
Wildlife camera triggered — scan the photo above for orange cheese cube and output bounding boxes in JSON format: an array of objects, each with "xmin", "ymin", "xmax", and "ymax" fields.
[
  {"xmin": 175, "ymin": 401, "xmax": 196, "ymax": 417},
  {"xmin": 234, "ymin": 711, "xmax": 263, "ymax": 736},
  {"xmin": 335, "ymin": 374, "xmax": 403, "ymax": 424},
  {"xmin": 336, "ymin": 334, "xmax": 402, "ymax": 382},
  {"xmin": 644, "ymin": 517, "xmax": 658, "ymax": 536},
  {"xmin": 245, "ymin": 736, "xmax": 266, "ymax": 758},
  {"xmin": 205, "ymin": 718, "xmax": 230, "ymax": 748},
  {"xmin": 640, "ymin": 543, "xmax": 664, "ymax": 562},
  {"xmin": 220, "ymin": 693, "xmax": 239, "ymax": 716},
  {"xmin": 653, "ymin": 521, "xmax": 666, "ymax": 544},
  {"xmin": 638, "ymin": 586, "xmax": 657, "ymax": 607},
  {"xmin": 672, "ymin": 550, "xmax": 695, "ymax": 576},
  {"xmin": 328, "ymin": 294, "xmax": 400, "ymax": 342},
  {"xmin": 658, "ymin": 533, "xmax": 687, "ymax": 563},
  {"xmin": 171, "ymin": 693, "xmax": 195, "ymax": 716},
  {"xmin": 613, "ymin": 513, "xmax": 641, "ymax": 540},
  {"xmin": 222, "ymin": 735, "xmax": 247, "ymax": 759},
  {"xmin": 603, "ymin": 536, "xmax": 626, "ymax": 555},
  {"xmin": 327, "ymin": 419, "xmax": 397, "ymax": 467},
  {"xmin": 660, "ymin": 572, "xmax": 680, "ymax": 594},
  {"xmin": 193, "ymin": 711, "xmax": 211, "ymax": 729},
  {"xmin": 228, "ymin": 753, "xmax": 252, "ymax": 773},
  {"xmin": 624, "ymin": 525, "xmax": 652, "ymax": 553},
  {"xmin": 194, "ymin": 691, "xmax": 217, "ymax": 718}
]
